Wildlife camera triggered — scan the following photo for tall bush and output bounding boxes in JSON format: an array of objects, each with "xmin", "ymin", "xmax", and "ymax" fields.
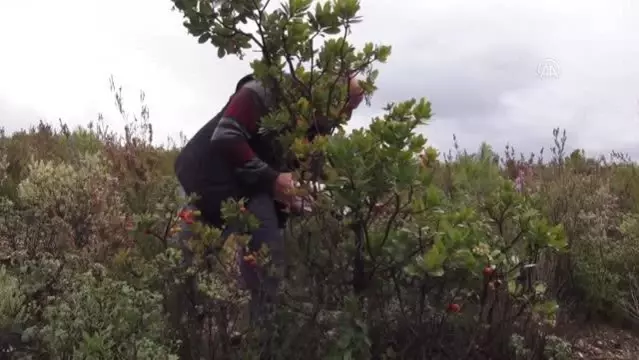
[{"xmin": 161, "ymin": 0, "xmax": 569, "ymax": 358}]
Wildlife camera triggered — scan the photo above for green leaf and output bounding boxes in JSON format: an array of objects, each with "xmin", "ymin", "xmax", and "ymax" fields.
[
  {"xmin": 532, "ymin": 299, "xmax": 559, "ymax": 317},
  {"xmin": 197, "ymin": 33, "xmax": 210, "ymax": 44},
  {"xmin": 534, "ymin": 282, "xmax": 547, "ymax": 296},
  {"xmin": 508, "ymin": 280, "xmax": 519, "ymax": 295},
  {"xmin": 450, "ymin": 248, "xmax": 476, "ymax": 269},
  {"xmin": 429, "ymin": 268, "xmax": 445, "ymax": 277},
  {"xmin": 199, "ymin": 0, "xmax": 212, "ymax": 15},
  {"xmin": 422, "ymin": 239, "xmax": 447, "ymax": 276},
  {"xmin": 324, "ymin": 26, "xmax": 341, "ymax": 35}
]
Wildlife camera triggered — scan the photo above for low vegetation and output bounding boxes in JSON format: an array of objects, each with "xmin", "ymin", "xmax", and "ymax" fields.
[{"xmin": 1, "ymin": 0, "xmax": 638, "ymax": 359}]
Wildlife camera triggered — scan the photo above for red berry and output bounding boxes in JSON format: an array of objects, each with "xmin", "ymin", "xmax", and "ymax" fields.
[
  {"xmin": 243, "ymin": 254, "xmax": 257, "ymax": 268},
  {"xmin": 178, "ymin": 209, "xmax": 195, "ymax": 225},
  {"xmin": 447, "ymin": 303, "xmax": 461, "ymax": 313},
  {"xmin": 483, "ymin": 266, "xmax": 494, "ymax": 277}
]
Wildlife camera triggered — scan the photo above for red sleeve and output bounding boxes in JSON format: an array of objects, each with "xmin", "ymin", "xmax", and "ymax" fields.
[
  {"xmin": 210, "ymin": 85, "xmax": 279, "ymax": 192},
  {"xmin": 212, "ymin": 87, "xmax": 264, "ymax": 166}
]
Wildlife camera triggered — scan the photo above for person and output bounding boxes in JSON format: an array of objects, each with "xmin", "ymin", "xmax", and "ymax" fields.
[{"xmin": 173, "ymin": 72, "xmax": 364, "ymax": 324}]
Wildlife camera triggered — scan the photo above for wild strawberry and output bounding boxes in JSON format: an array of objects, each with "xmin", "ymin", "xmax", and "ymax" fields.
[
  {"xmin": 178, "ymin": 209, "xmax": 195, "ymax": 225},
  {"xmin": 483, "ymin": 265, "xmax": 494, "ymax": 278},
  {"xmin": 447, "ymin": 303, "xmax": 461, "ymax": 313},
  {"xmin": 243, "ymin": 254, "xmax": 257, "ymax": 267},
  {"xmin": 239, "ymin": 206, "xmax": 248, "ymax": 214}
]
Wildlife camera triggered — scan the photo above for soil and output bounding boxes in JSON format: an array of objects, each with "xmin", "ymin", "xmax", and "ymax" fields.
[{"xmin": 558, "ymin": 322, "xmax": 639, "ymax": 359}]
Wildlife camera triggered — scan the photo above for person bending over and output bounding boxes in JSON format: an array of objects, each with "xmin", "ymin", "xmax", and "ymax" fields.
[{"xmin": 174, "ymin": 73, "xmax": 364, "ymax": 323}]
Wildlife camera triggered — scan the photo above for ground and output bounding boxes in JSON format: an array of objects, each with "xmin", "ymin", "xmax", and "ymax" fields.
[{"xmin": 562, "ymin": 323, "xmax": 639, "ymax": 359}]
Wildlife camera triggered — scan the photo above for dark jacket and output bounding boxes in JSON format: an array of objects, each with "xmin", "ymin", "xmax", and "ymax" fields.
[
  {"xmin": 175, "ymin": 75, "xmax": 331, "ymax": 226},
  {"xmin": 175, "ymin": 76, "xmax": 291, "ymax": 226}
]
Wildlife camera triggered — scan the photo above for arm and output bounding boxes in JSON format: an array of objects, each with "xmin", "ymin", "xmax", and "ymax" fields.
[{"xmin": 210, "ymin": 85, "xmax": 279, "ymax": 194}]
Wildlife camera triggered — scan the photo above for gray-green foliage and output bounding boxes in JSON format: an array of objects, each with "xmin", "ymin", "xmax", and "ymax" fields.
[
  {"xmin": 0, "ymin": 267, "xmax": 27, "ymax": 330},
  {"xmin": 0, "ymin": 255, "xmax": 178, "ymax": 360},
  {"xmin": 35, "ymin": 272, "xmax": 175, "ymax": 359}
]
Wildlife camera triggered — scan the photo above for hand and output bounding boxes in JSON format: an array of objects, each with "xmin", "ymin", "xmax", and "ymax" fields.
[
  {"xmin": 273, "ymin": 173, "xmax": 314, "ymax": 214},
  {"xmin": 274, "ymin": 172, "xmax": 295, "ymax": 201}
]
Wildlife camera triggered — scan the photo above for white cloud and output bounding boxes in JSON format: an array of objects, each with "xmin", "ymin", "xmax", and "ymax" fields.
[
  {"xmin": 1, "ymin": 0, "xmax": 638, "ymax": 158},
  {"xmin": 0, "ymin": 0, "xmax": 251, "ymax": 141}
]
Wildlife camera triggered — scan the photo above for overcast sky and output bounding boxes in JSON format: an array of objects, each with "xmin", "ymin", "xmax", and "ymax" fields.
[{"xmin": 1, "ymin": 0, "xmax": 638, "ymax": 159}]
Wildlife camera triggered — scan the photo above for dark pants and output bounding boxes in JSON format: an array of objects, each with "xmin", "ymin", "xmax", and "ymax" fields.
[
  {"xmin": 227, "ymin": 193, "xmax": 285, "ymax": 324},
  {"xmin": 175, "ymin": 188, "xmax": 286, "ymax": 325}
]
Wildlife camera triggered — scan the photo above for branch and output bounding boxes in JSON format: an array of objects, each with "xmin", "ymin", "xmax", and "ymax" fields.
[{"xmin": 324, "ymin": 23, "xmax": 351, "ymax": 128}]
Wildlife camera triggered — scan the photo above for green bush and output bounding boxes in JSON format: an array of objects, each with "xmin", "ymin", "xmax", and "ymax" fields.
[
  {"xmin": 5, "ymin": 153, "xmax": 128, "ymax": 259},
  {"xmin": 35, "ymin": 271, "xmax": 176, "ymax": 359}
]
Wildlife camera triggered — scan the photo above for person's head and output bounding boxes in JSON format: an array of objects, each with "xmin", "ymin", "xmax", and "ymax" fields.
[
  {"xmin": 308, "ymin": 72, "xmax": 365, "ymax": 136},
  {"xmin": 347, "ymin": 75, "xmax": 364, "ymax": 110},
  {"xmin": 343, "ymin": 73, "xmax": 365, "ymax": 119}
]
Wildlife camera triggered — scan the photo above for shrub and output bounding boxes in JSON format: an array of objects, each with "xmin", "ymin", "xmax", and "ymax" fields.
[
  {"xmin": 161, "ymin": 1, "xmax": 569, "ymax": 358},
  {"xmin": 6, "ymin": 153, "xmax": 128, "ymax": 259},
  {"xmin": 0, "ymin": 0, "xmax": 637, "ymax": 359},
  {"xmin": 34, "ymin": 271, "xmax": 176, "ymax": 359}
]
